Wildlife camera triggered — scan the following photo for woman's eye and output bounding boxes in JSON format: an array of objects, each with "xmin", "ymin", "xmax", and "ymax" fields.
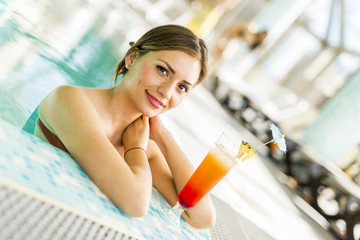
[
  {"xmin": 157, "ymin": 65, "xmax": 168, "ymax": 76},
  {"xmin": 178, "ymin": 84, "xmax": 188, "ymax": 93}
]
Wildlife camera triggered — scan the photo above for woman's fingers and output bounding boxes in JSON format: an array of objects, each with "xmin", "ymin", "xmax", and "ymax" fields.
[
  {"xmin": 149, "ymin": 116, "xmax": 168, "ymax": 141},
  {"xmin": 122, "ymin": 115, "xmax": 150, "ymax": 151}
]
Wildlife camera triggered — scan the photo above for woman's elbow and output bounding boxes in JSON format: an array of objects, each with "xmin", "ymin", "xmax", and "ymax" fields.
[
  {"xmin": 115, "ymin": 194, "xmax": 150, "ymax": 217},
  {"xmin": 123, "ymin": 201, "xmax": 150, "ymax": 217},
  {"xmin": 206, "ymin": 212, "xmax": 217, "ymax": 228},
  {"xmin": 111, "ymin": 177, "xmax": 152, "ymax": 217},
  {"xmin": 201, "ymin": 212, "xmax": 217, "ymax": 229},
  {"xmin": 189, "ymin": 210, "xmax": 217, "ymax": 229}
]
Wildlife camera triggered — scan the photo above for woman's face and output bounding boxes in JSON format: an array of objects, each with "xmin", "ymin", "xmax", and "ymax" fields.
[{"xmin": 125, "ymin": 50, "xmax": 201, "ymax": 117}]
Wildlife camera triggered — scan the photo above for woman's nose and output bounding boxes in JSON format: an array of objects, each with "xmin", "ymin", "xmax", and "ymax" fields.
[{"xmin": 157, "ymin": 83, "xmax": 175, "ymax": 99}]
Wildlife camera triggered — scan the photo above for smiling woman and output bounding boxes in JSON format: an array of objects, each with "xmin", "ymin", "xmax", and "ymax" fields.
[{"xmin": 30, "ymin": 24, "xmax": 216, "ymax": 229}]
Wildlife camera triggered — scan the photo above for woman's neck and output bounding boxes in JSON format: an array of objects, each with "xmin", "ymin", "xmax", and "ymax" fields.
[{"xmin": 105, "ymin": 83, "xmax": 142, "ymax": 139}]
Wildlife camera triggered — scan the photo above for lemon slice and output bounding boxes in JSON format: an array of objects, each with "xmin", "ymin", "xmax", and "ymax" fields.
[{"xmin": 237, "ymin": 141, "xmax": 256, "ymax": 161}]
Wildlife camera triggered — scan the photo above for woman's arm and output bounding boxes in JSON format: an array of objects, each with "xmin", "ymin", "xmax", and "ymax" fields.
[
  {"xmin": 41, "ymin": 85, "xmax": 152, "ymax": 217},
  {"xmin": 148, "ymin": 116, "xmax": 216, "ymax": 229}
]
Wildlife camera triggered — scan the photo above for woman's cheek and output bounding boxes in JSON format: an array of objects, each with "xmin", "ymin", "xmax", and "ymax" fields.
[
  {"xmin": 140, "ymin": 63, "xmax": 154, "ymax": 83},
  {"xmin": 168, "ymin": 96, "xmax": 183, "ymax": 110}
]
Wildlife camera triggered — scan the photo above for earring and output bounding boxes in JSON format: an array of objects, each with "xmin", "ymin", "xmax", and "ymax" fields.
[{"xmin": 125, "ymin": 64, "xmax": 129, "ymax": 69}]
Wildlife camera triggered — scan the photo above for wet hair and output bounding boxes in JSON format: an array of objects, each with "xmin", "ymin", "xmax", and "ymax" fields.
[{"xmin": 113, "ymin": 24, "xmax": 208, "ymax": 85}]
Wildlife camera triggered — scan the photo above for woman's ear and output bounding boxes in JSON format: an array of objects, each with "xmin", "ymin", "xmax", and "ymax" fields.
[{"xmin": 125, "ymin": 51, "xmax": 137, "ymax": 69}]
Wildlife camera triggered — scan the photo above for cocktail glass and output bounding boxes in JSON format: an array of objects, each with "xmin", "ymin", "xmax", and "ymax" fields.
[{"xmin": 162, "ymin": 133, "xmax": 255, "ymax": 228}]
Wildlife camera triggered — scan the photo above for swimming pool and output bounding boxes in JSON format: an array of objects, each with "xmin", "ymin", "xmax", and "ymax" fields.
[{"xmin": 0, "ymin": 0, "xmax": 150, "ymax": 128}]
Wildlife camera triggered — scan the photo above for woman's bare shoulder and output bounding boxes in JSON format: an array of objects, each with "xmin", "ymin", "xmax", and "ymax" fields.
[
  {"xmin": 40, "ymin": 85, "xmax": 102, "ymax": 132},
  {"xmin": 41, "ymin": 85, "xmax": 92, "ymax": 114},
  {"xmin": 43, "ymin": 85, "xmax": 86, "ymax": 104}
]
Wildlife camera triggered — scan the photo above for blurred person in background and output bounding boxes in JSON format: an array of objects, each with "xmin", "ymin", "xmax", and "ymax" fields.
[
  {"xmin": 209, "ymin": 22, "xmax": 268, "ymax": 74},
  {"xmin": 212, "ymin": 22, "xmax": 267, "ymax": 56},
  {"xmin": 186, "ymin": 0, "xmax": 267, "ymax": 76}
]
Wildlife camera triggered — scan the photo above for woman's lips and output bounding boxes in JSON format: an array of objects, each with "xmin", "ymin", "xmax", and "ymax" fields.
[{"xmin": 146, "ymin": 91, "xmax": 164, "ymax": 109}]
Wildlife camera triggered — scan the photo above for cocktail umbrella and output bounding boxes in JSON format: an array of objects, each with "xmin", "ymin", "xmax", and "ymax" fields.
[
  {"xmin": 255, "ymin": 123, "xmax": 287, "ymax": 152},
  {"xmin": 270, "ymin": 123, "xmax": 287, "ymax": 152}
]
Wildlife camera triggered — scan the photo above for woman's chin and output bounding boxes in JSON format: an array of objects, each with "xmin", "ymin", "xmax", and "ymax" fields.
[
  {"xmin": 141, "ymin": 110, "xmax": 159, "ymax": 118},
  {"xmin": 141, "ymin": 105, "xmax": 168, "ymax": 118}
]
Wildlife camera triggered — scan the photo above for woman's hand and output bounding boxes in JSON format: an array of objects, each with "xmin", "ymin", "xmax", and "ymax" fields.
[
  {"xmin": 122, "ymin": 115, "xmax": 150, "ymax": 151},
  {"xmin": 149, "ymin": 115, "xmax": 167, "ymax": 141}
]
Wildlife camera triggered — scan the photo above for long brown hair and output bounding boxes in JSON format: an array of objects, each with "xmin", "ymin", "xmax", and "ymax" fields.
[{"xmin": 113, "ymin": 24, "xmax": 208, "ymax": 85}]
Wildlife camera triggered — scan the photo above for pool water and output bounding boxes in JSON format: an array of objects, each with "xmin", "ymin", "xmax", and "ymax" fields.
[{"xmin": 0, "ymin": 0, "xmax": 148, "ymax": 128}]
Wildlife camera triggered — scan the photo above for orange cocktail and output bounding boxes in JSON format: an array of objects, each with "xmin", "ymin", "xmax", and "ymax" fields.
[
  {"xmin": 162, "ymin": 133, "xmax": 255, "ymax": 228},
  {"xmin": 177, "ymin": 139, "xmax": 238, "ymax": 208}
]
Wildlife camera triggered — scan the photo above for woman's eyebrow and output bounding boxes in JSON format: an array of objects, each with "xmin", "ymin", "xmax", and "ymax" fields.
[
  {"xmin": 182, "ymin": 80, "xmax": 193, "ymax": 87},
  {"xmin": 159, "ymin": 59, "xmax": 176, "ymax": 74}
]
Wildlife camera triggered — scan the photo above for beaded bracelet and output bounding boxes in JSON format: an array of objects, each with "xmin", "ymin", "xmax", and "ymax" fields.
[{"xmin": 124, "ymin": 147, "xmax": 147, "ymax": 158}]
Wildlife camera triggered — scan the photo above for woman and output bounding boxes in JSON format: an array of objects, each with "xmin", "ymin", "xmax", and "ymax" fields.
[{"xmin": 34, "ymin": 24, "xmax": 216, "ymax": 229}]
